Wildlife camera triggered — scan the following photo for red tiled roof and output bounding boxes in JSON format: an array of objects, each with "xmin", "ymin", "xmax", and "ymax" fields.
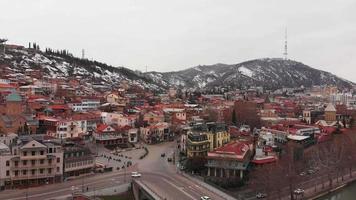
[
  {"xmin": 0, "ymin": 83, "xmax": 16, "ymax": 88},
  {"xmin": 212, "ymin": 141, "xmax": 249, "ymax": 157},
  {"xmin": 49, "ymin": 104, "xmax": 70, "ymax": 110},
  {"xmin": 96, "ymin": 124, "xmax": 109, "ymax": 132},
  {"xmin": 251, "ymin": 157, "xmax": 277, "ymax": 164},
  {"xmin": 71, "ymin": 112, "xmax": 100, "ymax": 120}
]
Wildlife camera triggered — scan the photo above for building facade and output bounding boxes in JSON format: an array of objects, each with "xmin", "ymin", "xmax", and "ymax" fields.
[{"xmin": 0, "ymin": 137, "xmax": 63, "ymax": 189}]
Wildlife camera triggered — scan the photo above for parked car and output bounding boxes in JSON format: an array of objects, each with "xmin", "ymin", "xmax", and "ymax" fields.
[
  {"xmin": 294, "ymin": 188, "xmax": 304, "ymax": 194},
  {"xmin": 200, "ymin": 196, "xmax": 211, "ymax": 200},
  {"xmin": 167, "ymin": 157, "xmax": 172, "ymax": 162},
  {"xmin": 299, "ymin": 172, "xmax": 306, "ymax": 176},
  {"xmin": 161, "ymin": 153, "xmax": 166, "ymax": 157},
  {"xmin": 256, "ymin": 192, "xmax": 267, "ymax": 198},
  {"xmin": 131, "ymin": 172, "xmax": 142, "ymax": 178}
]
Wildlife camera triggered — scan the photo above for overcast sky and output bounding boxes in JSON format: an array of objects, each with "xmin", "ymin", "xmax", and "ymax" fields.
[{"xmin": 1, "ymin": 0, "xmax": 355, "ymax": 81}]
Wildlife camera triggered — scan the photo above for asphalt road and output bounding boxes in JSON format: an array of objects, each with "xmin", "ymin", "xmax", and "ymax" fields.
[
  {"xmin": 137, "ymin": 141, "xmax": 231, "ymax": 200},
  {"xmin": 0, "ymin": 171, "xmax": 133, "ymax": 200},
  {"xmin": 0, "ymin": 141, "xmax": 234, "ymax": 200}
]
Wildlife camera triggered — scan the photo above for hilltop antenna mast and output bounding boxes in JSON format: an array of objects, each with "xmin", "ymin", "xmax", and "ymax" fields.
[
  {"xmin": 81, "ymin": 49, "xmax": 85, "ymax": 59},
  {"xmin": 283, "ymin": 28, "xmax": 288, "ymax": 60}
]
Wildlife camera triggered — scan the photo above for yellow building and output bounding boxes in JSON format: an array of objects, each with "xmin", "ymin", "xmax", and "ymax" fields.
[
  {"xmin": 207, "ymin": 123, "xmax": 230, "ymax": 151},
  {"xmin": 325, "ymin": 103, "xmax": 337, "ymax": 123},
  {"xmin": 186, "ymin": 123, "xmax": 230, "ymax": 157},
  {"xmin": 186, "ymin": 132, "xmax": 210, "ymax": 158}
]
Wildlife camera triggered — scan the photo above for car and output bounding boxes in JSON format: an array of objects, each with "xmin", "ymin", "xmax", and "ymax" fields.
[
  {"xmin": 131, "ymin": 172, "xmax": 142, "ymax": 178},
  {"xmin": 161, "ymin": 153, "xmax": 166, "ymax": 157},
  {"xmin": 299, "ymin": 172, "xmax": 306, "ymax": 176},
  {"xmin": 200, "ymin": 196, "xmax": 211, "ymax": 200},
  {"xmin": 294, "ymin": 188, "xmax": 304, "ymax": 194},
  {"xmin": 307, "ymin": 169, "xmax": 315, "ymax": 174},
  {"xmin": 256, "ymin": 192, "xmax": 267, "ymax": 198},
  {"xmin": 167, "ymin": 157, "xmax": 172, "ymax": 162}
]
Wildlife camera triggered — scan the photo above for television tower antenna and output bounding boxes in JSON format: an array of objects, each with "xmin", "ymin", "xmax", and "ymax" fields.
[
  {"xmin": 81, "ymin": 49, "xmax": 85, "ymax": 59},
  {"xmin": 283, "ymin": 28, "xmax": 288, "ymax": 60}
]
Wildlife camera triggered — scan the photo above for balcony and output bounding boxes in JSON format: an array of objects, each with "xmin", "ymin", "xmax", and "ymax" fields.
[
  {"xmin": 11, "ymin": 173, "xmax": 55, "ymax": 180},
  {"xmin": 11, "ymin": 163, "xmax": 57, "ymax": 170},
  {"xmin": 187, "ymin": 146, "xmax": 209, "ymax": 153},
  {"xmin": 20, "ymin": 154, "xmax": 47, "ymax": 160},
  {"xmin": 206, "ymin": 160, "xmax": 248, "ymax": 170}
]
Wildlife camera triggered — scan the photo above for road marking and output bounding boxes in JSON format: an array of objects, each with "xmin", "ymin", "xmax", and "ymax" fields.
[{"xmin": 162, "ymin": 178, "xmax": 196, "ymax": 200}]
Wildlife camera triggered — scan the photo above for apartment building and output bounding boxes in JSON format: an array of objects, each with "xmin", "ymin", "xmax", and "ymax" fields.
[
  {"xmin": 63, "ymin": 143, "xmax": 95, "ymax": 179},
  {"xmin": 0, "ymin": 136, "xmax": 63, "ymax": 189}
]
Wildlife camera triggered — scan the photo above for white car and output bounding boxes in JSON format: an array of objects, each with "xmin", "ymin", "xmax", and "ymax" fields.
[
  {"xmin": 200, "ymin": 196, "xmax": 211, "ymax": 200},
  {"xmin": 256, "ymin": 192, "xmax": 267, "ymax": 198},
  {"xmin": 131, "ymin": 172, "xmax": 142, "ymax": 178},
  {"xmin": 294, "ymin": 188, "xmax": 304, "ymax": 194}
]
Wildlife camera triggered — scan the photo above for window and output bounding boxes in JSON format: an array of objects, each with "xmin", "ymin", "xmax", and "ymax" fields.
[
  {"xmin": 14, "ymin": 170, "xmax": 18, "ymax": 176},
  {"xmin": 40, "ymin": 160, "xmax": 44, "ymax": 164},
  {"xmin": 31, "ymin": 160, "xmax": 36, "ymax": 165},
  {"xmin": 22, "ymin": 160, "xmax": 27, "ymax": 166},
  {"xmin": 57, "ymin": 157, "xmax": 60, "ymax": 163},
  {"xmin": 40, "ymin": 151, "xmax": 44, "ymax": 155},
  {"xmin": 57, "ymin": 167, "xmax": 60, "ymax": 172},
  {"xmin": 31, "ymin": 169, "xmax": 35, "ymax": 175},
  {"xmin": 6, "ymin": 161, "xmax": 9, "ymax": 166},
  {"xmin": 23, "ymin": 151, "xmax": 27, "ymax": 156},
  {"xmin": 48, "ymin": 159, "xmax": 52, "ymax": 164},
  {"xmin": 14, "ymin": 161, "xmax": 18, "ymax": 167},
  {"xmin": 6, "ymin": 170, "xmax": 9, "ymax": 176},
  {"xmin": 22, "ymin": 170, "xmax": 27, "ymax": 175},
  {"xmin": 39, "ymin": 169, "xmax": 44, "ymax": 174},
  {"xmin": 48, "ymin": 168, "xmax": 52, "ymax": 174},
  {"xmin": 31, "ymin": 151, "xmax": 36, "ymax": 156}
]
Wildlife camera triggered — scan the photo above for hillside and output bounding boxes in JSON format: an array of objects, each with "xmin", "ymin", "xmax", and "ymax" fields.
[
  {"xmin": 0, "ymin": 45, "xmax": 353, "ymax": 91},
  {"xmin": 0, "ymin": 46, "xmax": 164, "ymax": 91},
  {"xmin": 146, "ymin": 58, "xmax": 354, "ymax": 90}
]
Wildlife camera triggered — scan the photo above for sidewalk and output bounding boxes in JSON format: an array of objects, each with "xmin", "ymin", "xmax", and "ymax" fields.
[
  {"xmin": 54, "ymin": 183, "xmax": 131, "ymax": 200},
  {"xmin": 305, "ymin": 171, "xmax": 356, "ymax": 200}
]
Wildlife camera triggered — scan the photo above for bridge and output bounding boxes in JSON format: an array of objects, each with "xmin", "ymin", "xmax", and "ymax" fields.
[{"xmin": 132, "ymin": 179, "xmax": 163, "ymax": 200}]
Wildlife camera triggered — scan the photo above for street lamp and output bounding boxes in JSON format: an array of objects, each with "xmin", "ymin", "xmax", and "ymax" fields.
[
  {"xmin": 81, "ymin": 175, "xmax": 84, "ymax": 193},
  {"xmin": 124, "ymin": 162, "xmax": 126, "ymax": 183},
  {"xmin": 71, "ymin": 185, "xmax": 75, "ymax": 200}
]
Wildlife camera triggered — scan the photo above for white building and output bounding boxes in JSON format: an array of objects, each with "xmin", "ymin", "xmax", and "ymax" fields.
[
  {"xmin": 69, "ymin": 99, "xmax": 101, "ymax": 112},
  {"xmin": 101, "ymin": 112, "xmax": 129, "ymax": 127},
  {"xmin": 0, "ymin": 137, "xmax": 63, "ymax": 189}
]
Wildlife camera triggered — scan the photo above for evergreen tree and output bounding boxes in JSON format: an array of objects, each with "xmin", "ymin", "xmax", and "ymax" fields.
[
  {"xmin": 232, "ymin": 109, "xmax": 237, "ymax": 125},
  {"xmin": 23, "ymin": 123, "xmax": 29, "ymax": 135}
]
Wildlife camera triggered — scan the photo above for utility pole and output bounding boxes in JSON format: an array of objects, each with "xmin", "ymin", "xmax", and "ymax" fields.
[
  {"xmin": 81, "ymin": 175, "xmax": 84, "ymax": 192},
  {"xmin": 124, "ymin": 161, "xmax": 126, "ymax": 183}
]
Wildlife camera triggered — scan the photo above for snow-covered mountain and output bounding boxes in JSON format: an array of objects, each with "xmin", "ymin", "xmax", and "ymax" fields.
[
  {"xmin": 0, "ymin": 46, "xmax": 164, "ymax": 91},
  {"xmin": 146, "ymin": 58, "xmax": 354, "ymax": 90},
  {"xmin": 0, "ymin": 46, "xmax": 353, "ymax": 91}
]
